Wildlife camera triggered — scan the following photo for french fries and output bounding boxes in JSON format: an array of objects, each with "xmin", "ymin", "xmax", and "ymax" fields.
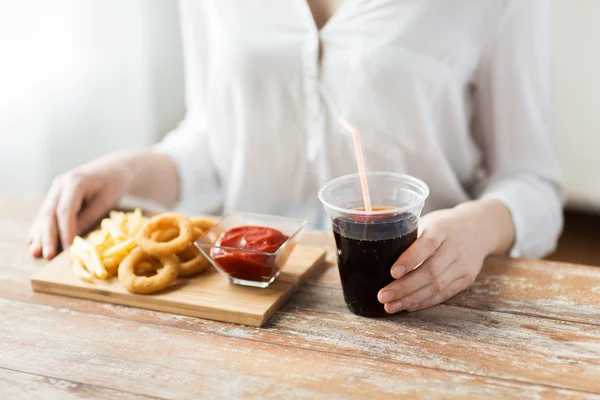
[
  {"xmin": 70, "ymin": 208, "xmax": 146, "ymax": 282},
  {"xmin": 72, "ymin": 259, "xmax": 94, "ymax": 283}
]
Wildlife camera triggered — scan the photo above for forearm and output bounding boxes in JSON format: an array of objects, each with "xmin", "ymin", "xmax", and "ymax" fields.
[
  {"xmin": 92, "ymin": 150, "xmax": 180, "ymax": 208},
  {"xmin": 454, "ymin": 199, "xmax": 516, "ymax": 256}
]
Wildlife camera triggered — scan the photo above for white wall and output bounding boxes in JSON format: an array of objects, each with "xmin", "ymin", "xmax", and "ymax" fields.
[
  {"xmin": 553, "ymin": 0, "xmax": 600, "ymax": 212},
  {"xmin": 0, "ymin": 0, "xmax": 185, "ymax": 196}
]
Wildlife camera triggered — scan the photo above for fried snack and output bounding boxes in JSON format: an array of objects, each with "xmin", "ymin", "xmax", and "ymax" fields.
[
  {"xmin": 136, "ymin": 213, "xmax": 192, "ymax": 258},
  {"xmin": 149, "ymin": 217, "xmax": 214, "ymax": 243},
  {"xmin": 103, "ymin": 237, "xmax": 137, "ymax": 258},
  {"xmin": 118, "ymin": 248, "xmax": 179, "ymax": 294},
  {"xmin": 89, "ymin": 247, "xmax": 109, "ymax": 279},
  {"xmin": 177, "ymin": 245, "xmax": 210, "ymax": 277},
  {"xmin": 191, "ymin": 217, "xmax": 216, "ymax": 240},
  {"xmin": 151, "ymin": 227, "xmax": 179, "ymax": 242},
  {"xmin": 146, "ymin": 217, "xmax": 214, "ymax": 277},
  {"xmin": 70, "ymin": 208, "xmax": 146, "ymax": 281},
  {"xmin": 135, "ymin": 260, "xmax": 162, "ymax": 277},
  {"xmin": 72, "ymin": 259, "xmax": 94, "ymax": 283},
  {"xmin": 102, "ymin": 257, "xmax": 120, "ymax": 277},
  {"xmin": 71, "ymin": 210, "xmax": 214, "ymax": 291}
]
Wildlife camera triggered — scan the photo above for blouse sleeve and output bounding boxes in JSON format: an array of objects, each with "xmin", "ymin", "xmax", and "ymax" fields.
[
  {"xmin": 153, "ymin": 0, "xmax": 222, "ymax": 213},
  {"xmin": 471, "ymin": 0, "xmax": 565, "ymax": 258}
]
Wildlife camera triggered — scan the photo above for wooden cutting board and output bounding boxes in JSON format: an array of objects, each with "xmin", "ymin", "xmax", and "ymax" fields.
[{"xmin": 31, "ymin": 245, "xmax": 326, "ymax": 327}]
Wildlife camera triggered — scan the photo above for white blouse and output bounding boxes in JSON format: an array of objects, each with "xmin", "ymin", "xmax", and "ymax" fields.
[{"xmin": 157, "ymin": 0, "xmax": 564, "ymax": 258}]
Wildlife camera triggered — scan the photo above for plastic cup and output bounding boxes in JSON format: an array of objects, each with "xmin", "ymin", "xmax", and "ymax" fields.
[{"xmin": 318, "ymin": 172, "xmax": 429, "ymax": 317}]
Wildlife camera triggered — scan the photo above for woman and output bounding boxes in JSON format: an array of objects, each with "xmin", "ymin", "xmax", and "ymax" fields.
[{"xmin": 28, "ymin": 0, "xmax": 563, "ymax": 314}]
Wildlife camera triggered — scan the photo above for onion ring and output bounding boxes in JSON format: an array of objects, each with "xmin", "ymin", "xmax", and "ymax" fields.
[
  {"xmin": 177, "ymin": 245, "xmax": 210, "ymax": 277},
  {"xmin": 151, "ymin": 227, "xmax": 180, "ymax": 242},
  {"xmin": 150, "ymin": 217, "xmax": 214, "ymax": 242},
  {"xmin": 136, "ymin": 213, "xmax": 192, "ymax": 257},
  {"xmin": 118, "ymin": 248, "xmax": 179, "ymax": 294},
  {"xmin": 134, "ymin": 259, "xmax": 163, "ymax": 277},
  {"xmin": 191, "ymin": 218, "xmax": 215, "ymax": 240}
]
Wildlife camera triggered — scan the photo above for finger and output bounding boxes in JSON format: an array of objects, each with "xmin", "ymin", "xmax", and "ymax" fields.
[
  {"xmin": 38, "ymin": 180, "xmax": 63, "ymax": 259},
  {"xmin": 406, "ymin": 274, "xmax": 475, "ymax": 312},
  {"xmin": 27, "ymin": 220, "xmax": 42, "ymax": 257},
  {"xmin": 56, "ymin": 180, "xmax": 85, "ymax": 250},
  {"xmin": 77, "ymin": 192, "xmax": 115, "ymax": 234},
  {"xmin": 384, "ymin": 260, "xmax": 458, "ymax": 313},
  {"xmin": 41, "ymin": 212, "xmax": 59, "ymax": 260},
  {"xmin": 390, "ymin": 227, "xmax": 445, "ymax": 279},
  {"xmin": 29, "ymin": 232, "xmax": 43, "ymax": 258},
  {"xmin": 379, "ymin": 240, "xmax": 456, "ymax": 305}
]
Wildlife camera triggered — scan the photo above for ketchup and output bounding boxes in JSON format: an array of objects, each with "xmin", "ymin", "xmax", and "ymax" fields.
[{"xmin": 211, "ymin": 226, "xmax": 289, "ymax": 282}]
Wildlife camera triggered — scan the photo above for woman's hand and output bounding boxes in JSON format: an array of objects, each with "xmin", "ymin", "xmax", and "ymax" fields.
[
  {"xmin": 377, "ymin": 199, "xmax": 515, "ymax": 313},
  {"xmin": 28, "ymin": 157, "xmax": 133, "ymax": 260},
  {"xmin": 28, "ymin": 150, "xmax": 181, "ymax": 260}
]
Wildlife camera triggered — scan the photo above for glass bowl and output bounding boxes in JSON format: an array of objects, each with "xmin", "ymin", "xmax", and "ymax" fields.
[{"xmin": 195, "ymin": 212, "xmax": 307, "ymax": 288}]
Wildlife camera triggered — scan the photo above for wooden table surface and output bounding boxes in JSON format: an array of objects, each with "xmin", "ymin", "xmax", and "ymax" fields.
[{"xmin": 1, "ymin": 196, "xmax": 599, "ymax": 399}]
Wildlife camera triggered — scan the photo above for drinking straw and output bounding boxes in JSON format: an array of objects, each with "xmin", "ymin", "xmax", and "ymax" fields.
[{"xmin": 339, "ymin": 118, "xmax": 373, "ymax": 213}]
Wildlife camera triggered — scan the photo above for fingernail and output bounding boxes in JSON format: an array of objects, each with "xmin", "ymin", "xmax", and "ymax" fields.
[
  {"xmin": 407, "ymin": 303, "xmax": 420, "ymax": 312},
  {"xmin": 29, "ymin": 244, "xmax": 38, "ymax": 255},
  {"xmin": 386, "ymin": 300, "xmax": 403, "ymax": 314},
  {"xmin": 43, "ymin": 246, "xmax": 54, "ymax": 259},
  {"xmin": 391, "ymin": 264, "xmax": 405, "ymax": 279},
  {"xmin": 378, "ymin": 291, "xmax": 394, "ymax": 304}
]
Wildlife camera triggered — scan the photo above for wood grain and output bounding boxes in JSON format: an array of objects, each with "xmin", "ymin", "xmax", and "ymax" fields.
[
  {"xmin": 278, "ymin": 286, "xmax": 600, "ymax": 392},
  {"xmin": 0, "ymin": 367, "xmax": 158, "ymax": 400},
  {"xmin": 30, "ymin": 244, "xmax": 326, "ymax": 327},
  {"xmin": 303, "ymin": 234, "xmax": 600, "ymax": 325},
  {"xmin": 1, "ymin": 298, "xmax": 597, "ymax": 400},
  {"xmin": 447, "ymin": 256, "xmax": 600, "ymax": 325},
  {"xmin": 1, "ymin": 195, "xmax": 600, "ymax": 398},
  {"xmin": 6, "ymin": 260, "xmax": 600, "ymax": 393}
]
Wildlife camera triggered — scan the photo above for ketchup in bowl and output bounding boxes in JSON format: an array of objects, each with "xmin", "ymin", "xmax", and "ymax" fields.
[{"xmin": 210, "ymin": 226, "xmax": 289, "ymax": 283}]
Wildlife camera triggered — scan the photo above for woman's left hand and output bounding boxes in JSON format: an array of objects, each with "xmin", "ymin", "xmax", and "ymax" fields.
[{"xmin": 377, "ymin": 199, "xmax": 515, "ymax": 313}]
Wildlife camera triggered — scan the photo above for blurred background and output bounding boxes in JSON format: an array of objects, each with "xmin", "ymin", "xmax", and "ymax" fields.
[{"xmin": 0, "ymin": 0, "xmax": 598, "ymax": 265}]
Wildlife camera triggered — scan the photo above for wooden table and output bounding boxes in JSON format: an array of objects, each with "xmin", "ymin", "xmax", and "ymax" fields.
[{"xmin": 1, "ymin": 196, "xmax": 599, "ymax": 399}]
